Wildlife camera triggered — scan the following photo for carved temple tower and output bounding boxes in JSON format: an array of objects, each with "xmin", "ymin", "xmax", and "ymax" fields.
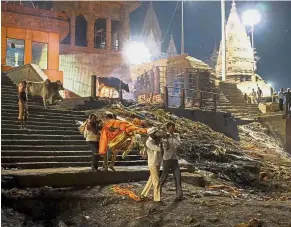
[
  {"xmin": 141, "ymin": 2, "xmax": 162, "ymax": 60},
  {"xmin": 216, "ymin": 1, "xmax": 255, "ymax": 84},
  {"xmin": 141, "ymin": 2, "xmax": 178, "ymax": 60},
  {"xmin": 167, "ymin": 34, "xmax": 178, "ymax": 57}
]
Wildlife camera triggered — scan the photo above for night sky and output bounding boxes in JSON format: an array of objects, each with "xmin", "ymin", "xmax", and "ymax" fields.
[{"xmin": 130, "ymin": 1, "xmax": 291, "ymax": 90}]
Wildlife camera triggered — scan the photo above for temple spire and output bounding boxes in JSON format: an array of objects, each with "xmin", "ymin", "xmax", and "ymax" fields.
[
  {"xmin": 141, "ymin": 1, "xmax": 162, "ymax": 58},
  {"xmin": 167, "ymin": 34, "xmax": 178, "ymax": 57},
  {"xmin": 231, "ymin": 0, "xmax": 237, "ymax": 12},
  {"xmin": 215, "ymin": 0, "xmax": 255, "ymax": 83}
]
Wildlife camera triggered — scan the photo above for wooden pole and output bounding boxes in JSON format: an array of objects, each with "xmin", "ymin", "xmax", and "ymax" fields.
[
  {"xmin": 179, "ymin": 88, "xmax": 185, "ymax": 109},
  {"xmin": 286, "ymin": 113, "xmax": 291, "ymax": 153},
  {"xmin": 119, "ymin": 80, "xmax": 123, "ymax": 101},
  {"xmin": 149, "ymin": 92, "xmax": 154, "ymax": 103},
  {"xmin": 163, "ymin": 86, "xmax": 169, "ymax": 108},
  {"xmin": 221, "ymin": 0, "xmax": 226, "ymax": 81},
  {"xmin": 199, "ymin": 91, "xmax": 203, "ymax": 109},
  {"xmin": 181, "ymin": 0, "xmax": 184, "ymax": 54},
  {"xmin": 213, "ymin": 93, "xmax": 217, "ymax": 112},
  {"xmin": 91, "ymin": 75, "xmax": 96, "ymax": 98}
]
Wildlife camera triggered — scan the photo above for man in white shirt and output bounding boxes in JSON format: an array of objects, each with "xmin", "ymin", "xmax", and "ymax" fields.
[
  {"xmin": 160, "ymin": 122, "xmax": 183, "ymax": 201},
  {"xmin": 278, "ymin": 88, "xmax": 284, "ymax": 111},
  {"xmin": 251, "ymin": 88, "xmax": 257, "ymax": 104},
  {"xmin": 141, "ymin": 127, "xmax": 162, "ymax": 202}
]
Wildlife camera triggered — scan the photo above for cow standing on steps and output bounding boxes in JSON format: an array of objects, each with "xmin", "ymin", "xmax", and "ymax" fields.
[
  {"xmin": 96, "ymin": 77, "xmax": 129, "ymax": 99},
  {"xmin": 26, "ymin": 79, "xmax": 64, "ymax": 108}
]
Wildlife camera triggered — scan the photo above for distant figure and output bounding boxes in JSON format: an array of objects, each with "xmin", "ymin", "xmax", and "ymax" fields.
[
  {"xmin": 251, "ymin": 88, "xmax": 257, "ymax": 104},
  {"xmin": 244, "ymin": 93, "xmax": 248, "ymax": 103},
  {"xmin": 278, "ymin": 88, "xmax": 284, "ymax": 111},
  {"xmin": 284, "ymin": 88, "xmax": 291, "ymax": 112},
  {"xmin": 257, "ymin": 87, "xmax": 263, "ymax": 103},
  {"xmin": 18, "ymin": 80, "xmax": 28, "ymax": 129}
]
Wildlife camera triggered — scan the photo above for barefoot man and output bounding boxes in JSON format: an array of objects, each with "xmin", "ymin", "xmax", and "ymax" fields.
[{"xmin": 18, "ymin": 80, "xmax": 28, "ymax": 129}]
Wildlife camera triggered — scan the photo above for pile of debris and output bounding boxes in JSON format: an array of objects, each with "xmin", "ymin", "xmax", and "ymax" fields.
[{"xmin": 88, "ymin": 104, "xmax": 268, "ymax": 186}]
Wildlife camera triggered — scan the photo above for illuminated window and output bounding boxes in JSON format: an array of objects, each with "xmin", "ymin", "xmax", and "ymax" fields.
[
  {"xmin": 32, "ymin": 42, "xmax": 48, "ymax": 69},
  {"xmin": 6, "ymin": 38, "xmax": 25, "ymax": 67}
]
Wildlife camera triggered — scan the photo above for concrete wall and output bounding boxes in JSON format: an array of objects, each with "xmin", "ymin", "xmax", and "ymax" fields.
[
  {"xmin": 165, "ymin": 108, "xmax": 239, "ymax": 140},
  {"xmin": 6, "ymin": 64, "xmax": 48, "ymax": 85},
  {"xmin": 258, "ymin": 114, "xmax": 286, "ymax": 149}
]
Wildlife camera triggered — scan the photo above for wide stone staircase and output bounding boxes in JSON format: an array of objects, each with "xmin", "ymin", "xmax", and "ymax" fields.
[
  {"xmin": 1, "ymin": 74, "xmax": 146, "ymax": 169},
  {"xmin": 215, "ymin": 82, "xmax": 261, "ymax": 120}
]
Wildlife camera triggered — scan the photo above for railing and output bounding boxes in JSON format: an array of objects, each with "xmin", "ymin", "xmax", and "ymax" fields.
[
  {"xmin": 163, "ymin": 86, "xmax": 220, "ymax": 111},
  {"xmin": 138, "ymin": 86, "xmax": 221, "ymax": 112}
]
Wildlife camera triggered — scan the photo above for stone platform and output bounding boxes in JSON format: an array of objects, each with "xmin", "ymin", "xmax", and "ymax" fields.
[{"xmin": 1, "ymin": 166, "xmax": 205, "ymax": 188}]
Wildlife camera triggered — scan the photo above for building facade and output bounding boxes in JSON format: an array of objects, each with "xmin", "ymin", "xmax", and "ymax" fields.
[
  {"xmin": 1, "ymin": 1, "xmax": 139, "ymax": 97},
  {"xmin": 1, "ymin": 2, "xmax": 69, "ymax": 82}
]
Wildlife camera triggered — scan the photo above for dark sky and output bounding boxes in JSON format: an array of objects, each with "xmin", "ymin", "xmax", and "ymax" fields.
[{"xmin": 130, "ymin": 1, "xmax": 291, "ymax": 90}]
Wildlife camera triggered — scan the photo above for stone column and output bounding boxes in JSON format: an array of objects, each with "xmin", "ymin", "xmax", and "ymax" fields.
[
  {"xmin": 106, "ymin": 17, "xmax": 112, "ymax": 50},
  {"xmin": 87, "ymin": 15, "xmax": 95, "ymax": 48},
  {"xmin": 70, "ymin": 11, "xmax": 76, "ymax": 46},
  {"xmin": 1, "ymin": 26, "xmax": 7, "ymax": 65},
  {"xmin": 24, "ymin": 30, "xmax": 32, "ymax": 64},
  {"xmin": 120, "ymin": 6, "xmax": 129, "ymax": 50}
]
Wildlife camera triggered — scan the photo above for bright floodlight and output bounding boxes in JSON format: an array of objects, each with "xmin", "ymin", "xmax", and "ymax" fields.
[
  {"xmin": 124, "ymin": 41, "xmax": 151, "ymax": 65},
  {"xmin": 242, "ymin": 9, "xmax": 261, "ymax": 26}
]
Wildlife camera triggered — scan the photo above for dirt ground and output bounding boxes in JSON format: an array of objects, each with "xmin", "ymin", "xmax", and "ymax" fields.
[{"xmin": 2, "ymin": 175, "xmax": 291, "ymax": 227}]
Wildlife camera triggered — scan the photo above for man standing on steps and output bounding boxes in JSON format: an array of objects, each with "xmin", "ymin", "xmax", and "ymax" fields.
[
  {"xmin": 18, "ymin": 80, "xmax": 28, "ymax": 129},
  {"xmin": 278, "ymin": 88, "xmax": 284, "ymax": 111},
  {"xmin": 251, "ymin": 88, "xmax": 257, "ymax": 104},
  {"xmin": 159, "ymin": 122, "xmax": 183, "ymax": 201},
  {"xmin": 284, "ymin": 88, "xmax": 291, "ymax": 112},
  {"xmin": 85, "ymin": 113, "xmax": 102, "ymax": 171},
  {"xmin": 257, "ymin": 87, "xmax": 263, "ymax": 103}
]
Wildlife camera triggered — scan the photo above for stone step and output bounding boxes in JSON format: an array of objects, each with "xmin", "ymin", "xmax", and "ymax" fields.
[
  {"xmin": 1, "ymin": 160, "xmax": 147, "ymax": 169},
  {"xmin": 1, "ymin": 155, "xmax": 143, "ymax": 163},
  {"xmin": 1, "ymin": 134, "xmax": 84, "ymax": 140},
  {"xmin": 1, "ymin": 144, "xmax": 88, "ymax": 151},
  {"xmin": 2, "ymin": 139, "xmax": 86, "ymax": 146},
  {"xmin": 1, "ymin": 104, "xmax": 86, "ymax": 116},
  {"xmin": 2, "ymin": 129, "xmax": 80, "ymax": 135},
  {"xmin": 1, "ymin": 150, "xmax": 91, "ymax": 156},
  {"xmin": 1, "ymin": 108, "xmax": 86, "ymax": 118},
  {"xmin": 2, "ymin": 120, "xmax": 79, "ymax": 128},
  {"xmin": 1, "ymin": 150, "xmax": 140, "ymax": 156},
  {"xmin": 2, "ymin": 115, "xmax": 86, "ymax": 124},
  {"xmin": 1, "ymin": 123, "xmax": 78, "ymax": 131}
]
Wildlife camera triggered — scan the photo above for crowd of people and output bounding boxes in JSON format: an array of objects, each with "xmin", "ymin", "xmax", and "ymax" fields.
[
  {"xmin": 278, "ymin": 88, "xmax": 291, "ymax": 111},
  {"xmin": 81, "ymin": 112, "xmax": 183, "ymax": 203},
  {"xmin": 243, "ymin": 87, "xmax": 291, "ymax": 112},
  {"xmin": 244, "ymin": 87, "xmax": 263, "ymax": 104}
]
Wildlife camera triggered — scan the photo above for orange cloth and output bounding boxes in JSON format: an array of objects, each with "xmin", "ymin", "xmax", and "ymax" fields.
[{"xmin": 99, "ymin": 119, "xmax": 147, "ymax": 155}]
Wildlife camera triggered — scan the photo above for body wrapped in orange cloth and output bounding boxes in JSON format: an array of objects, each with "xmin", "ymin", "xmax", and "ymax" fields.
[{"xmin": 99, "ymin": 119, "xmax": 147, "ymax": 155}]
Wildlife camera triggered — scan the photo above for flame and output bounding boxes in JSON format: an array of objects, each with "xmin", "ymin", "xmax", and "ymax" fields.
[{"xmin": 111, "ymin": 185, "xmax": 141, "ymax": 202}]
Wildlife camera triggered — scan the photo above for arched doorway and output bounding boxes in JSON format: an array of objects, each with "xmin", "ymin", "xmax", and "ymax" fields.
[
  {"xmin": 75, "ymin": 15, "xmax": 87, "ymax": 47},
  {"xmin": 94, "ymin": 18, "xmax": 106, "ymax": 49}
]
